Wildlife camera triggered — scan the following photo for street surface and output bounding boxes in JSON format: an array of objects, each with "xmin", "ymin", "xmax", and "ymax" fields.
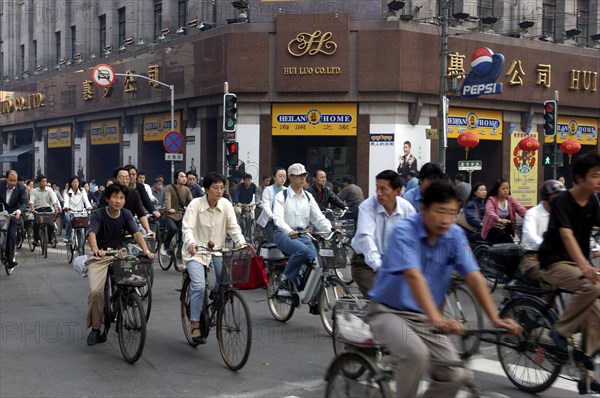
[{"xmin": 0, "ymin": 245, "xmax": 592, "ymax": 398}]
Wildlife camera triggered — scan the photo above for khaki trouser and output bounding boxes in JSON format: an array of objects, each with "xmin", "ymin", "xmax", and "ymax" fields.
[
  {"xmin": 519, "ymin": 253, "xmax": 554, "ymax": 300},
  {"xmin": 367, "ymin": 303, "xmax": 467, "ymax": 398},
  {"xmin": 541, "ymin": 261, "xmax": 600, "ymax": 358},
  {"xmin": 86, "ymin": 255, "xmax": 115, "ymax": 329},
  {"xmin": 350, "ymin": 254, "xmax": 375, "ymax": 298}
]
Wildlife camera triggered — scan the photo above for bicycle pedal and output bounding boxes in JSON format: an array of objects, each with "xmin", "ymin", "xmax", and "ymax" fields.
[{"xmin": 573, "ymin": 350, "xmax": 595, "ymax": 371}]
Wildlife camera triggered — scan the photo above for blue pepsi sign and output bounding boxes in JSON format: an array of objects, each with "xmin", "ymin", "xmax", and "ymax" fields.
[{"xmin": 460, "ymin": 47, "xmax": 505, "ymax": 100}]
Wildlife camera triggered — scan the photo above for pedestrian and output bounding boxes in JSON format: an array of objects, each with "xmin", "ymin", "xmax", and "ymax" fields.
[
  {"xmin": 402, "ymin": 162, "xmax": 444, "ymax": 213},
  {"xmin": 453, "ymin": 173, "xmax": 471, "ymax": 206}
]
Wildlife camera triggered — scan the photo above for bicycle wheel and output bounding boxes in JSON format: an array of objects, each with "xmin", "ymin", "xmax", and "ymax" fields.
[
  {"xmin": 319, "ymin": 277, "xmax": 351, "ymax": 336},
  {"xmin": 217, "ymin": 290, "xmax": 252, "ymax": 371},
  {"xmin": 16, "ymin": 227, "xmax": 23, "ymax": 249},
  {"xmin": 335, "ymin": 243, "xmax": 354, "ymax": 285},
  {"xmin": 251, "ymin": 223, "xmax": 265, "ymax": 249},
  {"xmin": 41, "ymin": 227, "xmax": 48, "ymax": 258},
  {"xmin": 442, "ymin": 284, "xmax": 483, "ymax": 357},
  {"xmin": 266, "ymin": 266, "xmax": 294, "ymax": 322},
  {"xmin": 2, "ymin": 231, "xmax": 13, "ymax": 276},
  {"xmin": 67, "ymin": 241, "xmax": 75, "ymax": 263},
  {"xmin": 180, "ymin": 277, "xmax": 201, "ymax": 347},
  {"xmin": 117, "ymin": 291, "xmax": 146, "ymax": 364},
  {"xmin": 325, "ymin": 352, "xmax": 392, "ymax": 398},
  {"xmin": 27, "ymin": 223, "xmax": 35, "ymax": 252},
  {"xmin": 473, "ymin": 245, "xmax": 499, "ymax": 292},
  {"xmin": 158, "ymin": 237, "xmax": 173, "ymax": 271},
  {"xmin": 497, "ymin": 297, "xmax": 561, "ymax": 393}
]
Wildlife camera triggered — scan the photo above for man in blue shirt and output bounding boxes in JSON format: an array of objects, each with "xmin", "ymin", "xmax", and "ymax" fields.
[
  {"xmin": 368, "ymin": 181, "xmax": 520, "ymax": 398},
  {"xmin": 402, "ymin": 162, "xmax": 444, "ymax": 213}
]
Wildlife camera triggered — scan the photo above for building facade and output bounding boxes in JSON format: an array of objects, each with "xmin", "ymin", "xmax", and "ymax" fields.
[{"xmin": 0, "ymin": 0, "xmax": 598, "ymax": 200}]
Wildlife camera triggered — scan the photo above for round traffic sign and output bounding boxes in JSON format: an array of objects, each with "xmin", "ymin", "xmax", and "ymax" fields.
[
  {"xmin": 163, "ymin": 130, "xmax": 184, "ymax": 154},
  {"xmin": 91, "ymin": 64, "xmax": 116, "ymax": 88}
]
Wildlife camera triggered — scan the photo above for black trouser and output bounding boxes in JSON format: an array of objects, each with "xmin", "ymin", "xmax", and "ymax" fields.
[
  {"xmin": 33, "ymin": 207, "xmax": 55, "ymax": 242},
  {"xmin": 485, "ymin": 227, "xmax": 513, "ymax": 245},
  {"xmin": 6, "ymin": 218, "xmax": 22, "ymax": 263},
  {"xmin": 163, "ymin": 217, "xmax": 182, "ymax": 250}
]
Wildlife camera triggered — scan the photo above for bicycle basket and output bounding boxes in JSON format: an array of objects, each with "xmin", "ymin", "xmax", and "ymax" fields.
[
  {"xmin": 228, "ymin": 248, "xmax": 253, "ymax": 286},
  {"xmin": 319, "ymin": 238, "xmax": 347, "ymax": 269},
  {"xmin": 487, "ymin": 243, "xmax": 524, "ymax": 277},
  {"xmin": 71, "ymin": 216, "xmax": 89, "ymax": 229},
  {"xmin": 111, "ymin": 256, "xmax": 147, "ymax": 287},
  {"xmin": 332, "ymin": 219, "xmax": 354, "ymax": 236},
  {"xmin": 35, "ymin": 213, "xmax": 55, "ymax": 225},
  {"xmin": 333, "ymin": 297, "xmax": 375, "ymax": 345}
]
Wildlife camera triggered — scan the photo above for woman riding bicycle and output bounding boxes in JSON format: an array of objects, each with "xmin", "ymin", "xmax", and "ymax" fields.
[
  {"xmin": 63, "ymin": 176, "xmax": 93, "ymax": 245},
  {"xmin": 481, "ymin": 178, "xmax": 527, "ymax": 244},
  {"xmin": 181, "ymin": 172, "xmax": 246, "ymax": 344},
  {"xmin": 460, "ymin": 182, "xmax": 486, "ymax": 243}
]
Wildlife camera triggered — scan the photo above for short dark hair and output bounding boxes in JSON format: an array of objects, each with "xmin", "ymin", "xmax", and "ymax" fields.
[
  {"xmin": 418, "ymin": 163, "xmax": 444, "ymax": 181},
  {"xmin": 244, "ymin": 173, "xmax": 252, "ymax": 180},
  {"xmin": 68, "ymin": 176, "xmax": 80, "ymax": 189},
  {"xmin": 124, "ymin": 164, "xmax": 137, "ymax": 172},
  {"xmin": 403, "ymin": 141, "xmax": 412, "ymax": 147},
  {"xmin": 342, "ymin": 175, "xmax": 354, "ymax": 184},
  {"xmin": 174, "ymin": 169, "xmax": 186, "ymax": 182},
  {"xmin": 573, "ymin": 153, "xmax": 600, "ymax": 184},
  {"xmin": 454, "ymin": 173, "xmax": 465, "ymax": 182},
  {"xmin": 273, "ymin": 167, "xmax": 286, "ymax": 177},
  {"xmin": 486, "ymin": 178, "xmax": 510, "ymax": 200},
  {"xmin": 422, "ymin": 180, "xmax": 459, "ymax": 207},
  {"xmin": 469, "ymin": 182, "xmax": 486, "ymax": 198},
  {"xmin": 313, "ymin": 169, "xmax": 326, "ymax": 178},
  {"xmin": 137, "ymin": 171, "xmax": 145, "ymax": 177},
  {"xmin": 203, "ymin": 172, "xmax": 226, "ymax": 190},
  {"xmin": 112, "ymin": 166, "xmax": 128, "ymax": 178},
  {"xmin": 5, "ymin": 170, "xmax": 17, "ymax": 179},
  {"xmin": 407, "ymin": 170, "xmax": 418, "ymax": 178},
  {"xmin": 105, "ymin": 182, "xmax": 129, "ymax": 199},
  {"xmin": 376, "ymin": 170, "xmax": 403, "ymax": 190},
  {"xmin": 37, "ymin": 174, "xmax": 47, "ymax": 183},
  {"xmin": 186, "ymin": 170, "xmax": 198, "ymax": 178}
]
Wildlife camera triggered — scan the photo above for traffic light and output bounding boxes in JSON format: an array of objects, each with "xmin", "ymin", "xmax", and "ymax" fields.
[
  {"xmin": 225, "ymin": 141, "xmax": 239, "ymax": 166},
  {"xmin": 223, "ymin": 93, "xmax": 238, "ymax": 133},
  {"xmin": 543, "ymin": 100, "xmax": 557, "ymax": 137}
]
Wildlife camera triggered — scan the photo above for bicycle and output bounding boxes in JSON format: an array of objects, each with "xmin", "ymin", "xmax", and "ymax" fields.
[
  {"xmin": 32, "ymin": 210, "xmax": 56, "ymax": 258},
  {"xmin": 324, "ymin": 208, "xmax": 354, "ymax": 284},
  {"xmin": 237, "ymin": 202, "xmax": 258, "ymax": 244},
  {"xmin": 179, "ymin": 243, "xmax": 252, "ymax": 371},
  {"xmin": 122, "ymin": 233, "xmax": 155, "ymax": 322},
  {"xmin": 0, "ymin": 206, "xmax": 19, "ymax": 275},
  {"xmin": 265, "ymin": 230, "xmax": 353, "ymax": 336},
  {"xmin": 157, "ymin": 217, "xmax": 183, "ymax": 271},
  {"xmin": 66, "ymin": 211, "xmax": 89, "ymax": 264},
  {"xmin": 101, "ymin": 249, "xmax": 149, "ymax": 364},
  {"xmin": 325, "ymin": 297, "xmax": 510, "ymax": 398}
]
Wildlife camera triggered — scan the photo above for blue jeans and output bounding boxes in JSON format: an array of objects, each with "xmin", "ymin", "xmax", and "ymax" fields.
[
  {"xmin": 186, "ymin": 256, "xmax": 223, "ymax": 322},
  {"xmin": 273, "ymin": 228, "xmax": 315, "ymax": 281}
]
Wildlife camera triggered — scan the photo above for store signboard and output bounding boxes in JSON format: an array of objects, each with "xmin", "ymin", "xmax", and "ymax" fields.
[
  {"xmin": 544, "ymin": 116, "xmax": 597, "ymax": 146},
  {"xmin": 447, "ymin": 108, "xmax": 503, "ymax": 141},
  {"xmin": 48, "ymin": 125, "xmax": 72, "ymax": 148},
  {"xmin": 510, "ymin": 128, "xmax": 539, "ymax": 208},
  {"xmin": 272, "ymin": 104, "xmax": 357, "ymax": 136},
  {"xmin": 143, "ymin": 112, "xmax": 181, "ymax": 141},
  {"xmin": 90, "ymin": 119, "xmax": 120, "ymax": 145}
]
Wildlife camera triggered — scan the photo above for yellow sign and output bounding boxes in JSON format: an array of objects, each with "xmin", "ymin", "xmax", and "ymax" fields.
[
  {"xmin": 544, "ymin": 116, "xmax": 598, "ymax": 145},
  {"xmin": 91, "ymin": 119, "xmax": 120, "ymax": 145},
  {"xmin": 447, "ymin": 108, "xmax": 503, "ymax": 141},
  {"xmin": 48, "ymin": 125, "xmax": 72, "ymax": 148},
  {"xmin": 509, "ymin": 130, "xmax": 539, "ymax": 209},
  {"xmin": 272, "ymin": 104, "xmax": 356, "ymax": 136},
  {"xmin": 143, "ymin": 112, "xmax": 181, "ymax": 141}
]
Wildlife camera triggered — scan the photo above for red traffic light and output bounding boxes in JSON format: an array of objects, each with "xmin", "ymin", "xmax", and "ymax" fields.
[
  {"xmin": 227, "ymin": 142, "xmax": 238, "ymax": 154},
  {"xmin": 544, "ymin": 103, "xmax": 554, "ymax": 113}
]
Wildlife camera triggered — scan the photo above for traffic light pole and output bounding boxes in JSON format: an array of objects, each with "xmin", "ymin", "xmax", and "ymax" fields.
[{"xmin": 438, "ymin": 0, "xmax": 449, "ymax": 173}]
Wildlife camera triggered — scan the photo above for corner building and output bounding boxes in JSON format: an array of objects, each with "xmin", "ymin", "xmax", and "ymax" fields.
[{"xmin": 0, "ymin": 0, "xmax": 598, "ymax": 202}]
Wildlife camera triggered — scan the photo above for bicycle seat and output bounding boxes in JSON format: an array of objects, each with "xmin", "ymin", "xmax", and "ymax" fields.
[{"xmin": 259, "ymin": 242, "xmax": 286, "ymax": 260}]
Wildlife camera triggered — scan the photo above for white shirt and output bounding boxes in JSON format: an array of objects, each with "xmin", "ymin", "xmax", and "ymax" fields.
[
  {"xmin": 520, "ymin": 202, "xmax": 550, "ymax": 251},
  {"xmin": 272, "ymin": 187, "xmax": 332, "ymax": 235},
  {"xmin": 143, "ymin": 183, "xmax": 156, "ymax": 203},
  {"xmin": 29, "ymin": 187, "xmax": 58, "ymax": 209},
  {"xmin": 63, "ymin": 188, "xmax": 92, "ymax": 212},
  {"xmin": 351, "ymin": 195, "xmax": 416, "ymax": 272},
  {"xmin": 181, "ymin": 196, "xmax": 246, "ymax": 266},
  {"xmin": 256, "ymin": 184, "xmax": 285, "ymax": 228}
]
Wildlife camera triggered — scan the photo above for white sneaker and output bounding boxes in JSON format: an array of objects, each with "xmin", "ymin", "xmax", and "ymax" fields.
[{"xmin": 159, "ymin": 244, "xmax": 168, "ymax": 257}]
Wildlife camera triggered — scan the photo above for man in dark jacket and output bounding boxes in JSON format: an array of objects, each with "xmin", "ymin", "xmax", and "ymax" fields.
[
  {"xmin": 125, "ymin": 164, "xmax": 161, "ymax": 218},
  {"xmin": 307, "ymin": 169, "xmax": 346, "ymax": 212},
  {"xmin": 0, "ymin": 170, "xmax": 28, "ymax": 269}
]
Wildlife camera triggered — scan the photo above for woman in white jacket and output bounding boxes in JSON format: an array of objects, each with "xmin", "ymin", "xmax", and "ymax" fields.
[{"xmin": 63, "ymin": 176, "xmax": 93, "ymax": 247}]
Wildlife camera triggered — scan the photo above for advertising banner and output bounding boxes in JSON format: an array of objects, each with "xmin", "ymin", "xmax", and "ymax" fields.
[
  {"xmin": 544, "ymin": 116, "xmax": 598, "ymax": 146},
  {"xmin": 272, "ymin": 104, "xmax": 357, "ymax": 136},
  {"xmin": 90, "ymin": 119, "xmax": 120, "ymax": 145},
  {"xmin": 48, "ymin": 126, "xmax": 72, "ymax": 148},
  {"xmin": 447, "ymin": 108, "xmax": 502, "ymax": 141},
  {"xmin": 509, "ymin": 127, "xmax": 539, "ymax": 208},
  {"xmin": 143, "ymin": 112, "xmax": 181, "ymax": 141}
]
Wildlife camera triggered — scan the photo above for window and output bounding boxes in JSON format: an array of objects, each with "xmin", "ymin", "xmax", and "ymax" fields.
[
  {"xmin": 33, "ymin": 40, "xmax": 37, "ymax": 67},
  {"xmin": 71, "ymin": 25, "xmax": 76, "ymax": 59},
  {"xmin": 55, "ymin": 31, "xmax": 61, "ymax": 64},
  {"xmin": 118, "ymin": 7, "xmax": 126, "ymax": 46},
  {"xmin": 0, "ymin": 51, "xmax": 4, "ymax": 79},
  {"xmin": 99, "ymin": 14, "xmax": 106, "ymax": 55},
  {"xmin": 20, "ymin": 44, "xmax": 25, "ymax": 73},
  {"xmin": 478, "ymin": 0, "xmax": 494, "ymax": 17},
  {"xmin": 154, "ymin": 1, "xmax": 162, "ymax": 41},
  {"xmin": 577, "ymin": 1, "xmax": 589, "ymax": 46},
  {"xmin": 178, "ymin": 0, "xmax": 188, "ymax": 29},
  {"xmin": 542, "ymin": 1, "xmax": 556, "ymax": 38}
]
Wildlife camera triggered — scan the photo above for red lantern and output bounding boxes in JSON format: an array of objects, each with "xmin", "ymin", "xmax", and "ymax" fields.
[
  {"xmin": 457, "ymin": 132, "xmax": 479, "ymax": 159},
  {"xmin": 560, "ymin": 140, "xmax": 581, "ymax": 164},
  {"xmin": 518, "ymin": 137, "xmax": 540, "ymax": 152}
]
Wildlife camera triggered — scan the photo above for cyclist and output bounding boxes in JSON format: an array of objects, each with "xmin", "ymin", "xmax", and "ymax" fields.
[
  {"xmin": 136, "ymin": 171, "xmax": 156, "ymax": 204},
  {"xmin": 181, "ymin": 172, "xmax": 246, "ymax": 343},
  {"xmin": 63, "ymin": 176, "xmax": 93, "ymax": 245},
  {"xmin": 186, "ymin": 170, "xmax": 205, "ymax": 198},
  {"xmin": 351, "ymin": 170, "xmax": 415, "ymax": 298},
  {"xmin": 160, "ymin": 170, "xmax": 193, "ymax": 272},
  {"xmin": 256, "ymin": 167, "xmax": 286, "ymax": 243},
  {"xmin": 367, "ymin": 181, "xmax": 520, "ymax": 398},
  {"xmin": 0, "ymin": 170, "xmax": 28, "ymax": 269},
  {"xmin": 29, "ymin": 175, "xmax": 60, "ymax": 246},
  {"xmin": 306, "ymin": 169, "xmax": 346, "ymax": 212},
  {"xmin": 125, "ymin": 165, "xmax": 161, "ymax": 220},
  {"xmin": 402, "ymin": 162, "xmax": 444, "ymax": 213},
  {"xmin": 85, "ymin": 183, "xmax": 155, "ymax": 346},
  {"xmin": 272, "ymin": 163, "xmax": 332, "ymax": 296},
  {"xmin": 233, "ymin": 173, "xmax": 257, "ymax": 221},
  {"xmin": 538, "ymin": 153, "xmax": 600, "ymax": 393}
]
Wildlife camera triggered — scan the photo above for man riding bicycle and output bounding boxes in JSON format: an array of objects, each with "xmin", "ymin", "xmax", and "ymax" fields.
[
  {"xmin": 181, "ymin": 172, "xmax": 246, "ymax": 344},
  {"xmin": 0, "ymin": 170, "xmax": 28, "ymax": 269},
  {"xmin": 85, "ymin": 183, "xmax": 154, "ymax": 346},
  {"xmin": 29, "ymin": 175, "xmax": 59, "ymax": 247},
  {"xmin": 367, "ymin": 181, "xmax": 520, "ymax": 398}
]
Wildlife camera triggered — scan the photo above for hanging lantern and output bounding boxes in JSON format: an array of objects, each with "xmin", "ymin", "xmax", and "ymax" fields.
[
  {"xmin": 560, "ymin": 140, "xmax": 581, "ymax": 164},
  {"xmin": 457, "ymin": 132, "xmax": 479, "ymax": 159},
  {"xmin": 518, "ymin": 137, "xmax": 540, "ymax": 152}
]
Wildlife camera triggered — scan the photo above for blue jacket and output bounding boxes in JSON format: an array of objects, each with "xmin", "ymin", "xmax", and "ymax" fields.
[{"xmin": 464, "ymin": 197, "xmax": 485, "ymax": 228}]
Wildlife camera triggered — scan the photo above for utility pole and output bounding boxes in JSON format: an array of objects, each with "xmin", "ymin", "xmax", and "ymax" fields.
[{"xmin": 438, "ymin": 0, "xmax": 449, "ymax": 173}]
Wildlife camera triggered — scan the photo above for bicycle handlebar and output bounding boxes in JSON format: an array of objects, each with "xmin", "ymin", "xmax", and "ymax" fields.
[
  {"xmin": 195, "ymin": 242, "xmax": 248, "ymax": 254},
  {"xmin": 303, "ymin": 230, "xmax": 343, "ymax": 242}
]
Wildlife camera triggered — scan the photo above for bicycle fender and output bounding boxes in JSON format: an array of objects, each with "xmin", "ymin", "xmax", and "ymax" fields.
[{"xmin": 499, "ymin": 296, "xmax": 559, "ymax": 324}]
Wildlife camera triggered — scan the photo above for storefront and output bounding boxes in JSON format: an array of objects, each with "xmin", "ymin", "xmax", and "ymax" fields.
[
  {"xmin": 89, "ymin": 119, "xmax": 121, "ymax": 183},
  {"xmin": 46, "ymin": 126, "xmax": 72, "ymax": 184}
]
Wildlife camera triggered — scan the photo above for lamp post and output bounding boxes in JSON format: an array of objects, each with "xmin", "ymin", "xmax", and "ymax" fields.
[
  {"xmin": 438, "ymin": 0, "xmax": 449, "ymax": 173},
  {"xmin": 115, "ymin": 73, "xmax": 175, "ymax": 183}
]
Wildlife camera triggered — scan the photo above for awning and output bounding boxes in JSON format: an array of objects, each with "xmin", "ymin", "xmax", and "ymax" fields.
[{"xmin": 0, "ymin": 146, "xmax": 33, "ymax": 163}]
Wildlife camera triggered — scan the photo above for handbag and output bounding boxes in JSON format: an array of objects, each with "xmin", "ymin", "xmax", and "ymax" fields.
[
  {"xmin": 456, "ymin": 209, "xmax": 477, "ymax": 232},
  {"xmin": 232, "ymin": 246, "xmax": 268, "ymax": 290}
]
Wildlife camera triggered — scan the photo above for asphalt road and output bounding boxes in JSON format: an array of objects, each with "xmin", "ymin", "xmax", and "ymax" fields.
[{"xmin": 0, "ymin": 244, "xmax": 592, "ymax": 398}]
